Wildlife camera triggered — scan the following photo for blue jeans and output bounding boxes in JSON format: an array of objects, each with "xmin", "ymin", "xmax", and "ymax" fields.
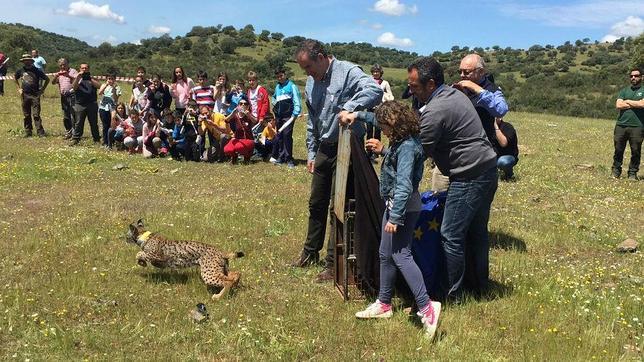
[
  {"xmin": 441, "ymin": 166, "xmax": 498, "ymax": 298},
  {"xmin": 497, "ymin": 155, "xmax": 517, "ymax": 179}
]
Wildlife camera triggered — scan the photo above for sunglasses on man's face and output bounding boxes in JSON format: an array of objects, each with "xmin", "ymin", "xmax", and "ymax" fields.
[
  {"xmin": 630, "ymin": 74, "xmax": 641, "ymax": 78},
  {"xmin": 459, "ymin": 68, "xmax": 480, "ymax": 76}
]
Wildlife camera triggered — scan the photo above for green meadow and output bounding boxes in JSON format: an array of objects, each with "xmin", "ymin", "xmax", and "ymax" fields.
[{"xmin": 0, "ymin": 81, "xmax": 642, "ymax": 360}]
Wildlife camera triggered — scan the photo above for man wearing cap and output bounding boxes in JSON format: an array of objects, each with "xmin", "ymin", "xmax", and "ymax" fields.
[
  {"xmin": 70, "ymin": 63, "xmax": 100, "ymax": 145},
  {"xmin": 14, "ymin": 53, "xmax": 49, "ymax": 137},
  {"xmin": 52, "ymin": 58, "xmax": 78, "ymax": 139},
  {"xmin": 291, "ymin": 39, "xmax": 382, "ymax": 282}
]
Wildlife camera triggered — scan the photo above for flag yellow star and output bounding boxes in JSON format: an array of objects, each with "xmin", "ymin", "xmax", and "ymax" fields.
[
  {"xmin": 414, "ymin": 227, "xmax": 423, "ymax": 240},
  {"xmin": 428, "ymin": 218, "xmax": 440, "ymax": 231}
]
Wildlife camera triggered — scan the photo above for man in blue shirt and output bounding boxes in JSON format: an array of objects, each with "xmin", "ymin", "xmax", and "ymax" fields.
[
  {"xmin": 453, "ymin": 54, "xmax": 509, "ymax": 155},
  {"xmin": 271, "ymin": 67, "xmax": 302, "ymax": 168},
  {"xmin": 31, "ymin": 49, "xmax": 46, "ymax": 72},
  {"xmin": 291, "ymin": 39, "xmax": 382, "ymax": 282}
]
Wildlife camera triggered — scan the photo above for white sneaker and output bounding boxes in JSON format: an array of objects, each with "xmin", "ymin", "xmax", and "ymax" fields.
[
  {"xmin": 418, "ymin": 301, "xmax": 441, "ymax": 340},
  {"xmin": 269, "ymin": 157, "xmax": 279, "ymax": 164},
  {"xmin": 355, "ymin": 300, "xmax": 393, "ymax": 319}
]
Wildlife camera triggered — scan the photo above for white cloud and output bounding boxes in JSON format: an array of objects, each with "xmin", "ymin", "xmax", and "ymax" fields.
[
  {"xmin": 502, "ymin": 0, "xmax": 644, "ymax": 27},
  {"xmin": 372, "ymin": 0, "xmax": 418, "ymax": 16},
  {"xmin": 601, "ymin": 16, "xmax": 644, "ymax": 42},
  {"xmin": 377, "ymin": 32, "xmax": 414, "ymax": 47},
  {"xmin": 148, "ymin": 25, "xmax": 171, "ymax": 35},
  {"xmin": 371, "ymin": 23, "xmax": 383, "ymax": 30},
  {"xmin": 64, "ymin": 1, "xmax": 125, "ymax": 24}
]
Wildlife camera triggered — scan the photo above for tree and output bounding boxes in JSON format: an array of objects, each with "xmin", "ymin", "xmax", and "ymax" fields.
[
  {"xmin": 8, "ymin": 33, "xmax": 30, "ymax": 49},
  {"xmin": 220, "ymin": 36, "xmax": 238, "ymax": 54},
  {"xmin": 259, "ymin": 30, "xmax": 270, "ymax": 42},
  {"xmin": 97, "ymin": 42, "xmax": 113, "ymax": 57},
  {"xmin": 282, "ymin": 36, "xmax": 306, "ymax": 48},
  {"xmin": 270, "ymin": 32, "xmax": 284, "ymax": 41},
  {"xmin": 222, "ymin": 26, "xmax": 236, "ymax": 36},
  {"xmin": 630, "ymin": 33, "xmax": 644, "ymax": 69},
  {"xmin": 180, "ymin": 37, "xmax": 192, "ymax": 51},
  {"xmin": 266, "ymin": 51, "xmax": 288, "ymax": 72},
  {"xmin": 237, "ymin": 25, "xmax": 256, "ymax": 47}
]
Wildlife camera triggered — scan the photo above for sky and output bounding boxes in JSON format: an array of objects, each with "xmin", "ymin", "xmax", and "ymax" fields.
[{"xmin": 1, "ymin": 0, "xmax": 643, "ymax": 54}]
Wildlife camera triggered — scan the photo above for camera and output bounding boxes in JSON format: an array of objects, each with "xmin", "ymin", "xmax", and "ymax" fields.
[{"xmin": 82, "ymin": 72, "xmax": 91, "ymax": 80}]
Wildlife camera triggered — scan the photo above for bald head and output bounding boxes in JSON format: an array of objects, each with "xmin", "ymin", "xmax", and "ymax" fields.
[{"xmin": 459, "ymin": 54, "xmax": 486, "ymax": 82}]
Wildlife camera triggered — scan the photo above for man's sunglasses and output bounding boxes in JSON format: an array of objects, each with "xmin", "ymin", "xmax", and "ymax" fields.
[{"xmin": 459, "ymin": 68, "xmax": 481, "ymax": 76}]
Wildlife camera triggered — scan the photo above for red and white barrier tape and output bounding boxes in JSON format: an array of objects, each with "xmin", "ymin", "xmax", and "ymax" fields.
[{"xmin": 0, "ymin": 74, "xmax": 137, "ymax": 82}]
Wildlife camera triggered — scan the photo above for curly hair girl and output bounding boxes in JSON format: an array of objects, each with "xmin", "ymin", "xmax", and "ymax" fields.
[{"xmin": 374, "ymin": 100, "xmax": 419, "ymax": 143}]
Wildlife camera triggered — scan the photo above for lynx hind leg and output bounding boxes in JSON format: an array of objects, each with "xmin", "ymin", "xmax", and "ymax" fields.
[
  {"xmin": 136, "ymin": 251, "xmax": 148, "ymax": 267},
  {"xmin": 212, "ymin": 272, "xmax": 241, "ymax": 301},
  {"xmin": 199, "ymin": 257, "xmax": 228, "ymax": 300}
]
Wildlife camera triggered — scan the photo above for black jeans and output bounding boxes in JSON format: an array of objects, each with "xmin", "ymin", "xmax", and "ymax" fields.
[
  {"xmin": 99, "ymin": 109, "xmax": 112, "ymax": 145},
  {"xmin": 60, "ymin": 93, "xmax": 75, "ymax": 135},
  {"xmin": 271, "ymin": 117, "xmax": 295, "ymax": 162},
  {"xmin": 303, "ymin": 142, "xmax": 337, "ymax": 268},
  {"xmin": 21, "ymin": 93, "xmax": 44, "ymax": 135},
  {"xmin": 0, "ymin": 65, "xmax": 6, "ymax": 95},
  {"xmin": 73, "ymin": 102, "xmax": 100, "ymax": 142},
  {"xmin": 613, "ymin": 125, "xmax": 643, "ymax": 176}
]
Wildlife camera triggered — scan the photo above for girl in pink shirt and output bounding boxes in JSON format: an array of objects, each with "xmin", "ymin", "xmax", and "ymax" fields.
[{"xmin": 170, "ymin": 66, "xmax": 194, "ymax": 114}]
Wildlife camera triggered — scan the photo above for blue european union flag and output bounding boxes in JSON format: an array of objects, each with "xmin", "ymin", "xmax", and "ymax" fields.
[{"xmin": 412, "ymin": 190, "xmax": 448, "ymax": 300}]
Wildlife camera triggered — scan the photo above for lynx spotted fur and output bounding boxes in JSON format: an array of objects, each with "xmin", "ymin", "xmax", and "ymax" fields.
[{"xmin": 126, "ymin": 219, "xmax": 244, "ymax": 300}]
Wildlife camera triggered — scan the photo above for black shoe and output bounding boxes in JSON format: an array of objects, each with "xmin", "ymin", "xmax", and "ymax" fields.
[
  {"xmin": 23, "ymin": 131, "xmax": 33, "ymax": 138},
  {"xmin": 290, "ymin": 251, "xmax": 319, "ymax": 267},
  {"xmin": 63, "ymin": 133, "xmax": 72, "ymax": 140},
  {"xmin": 37, "ymin": 131, "xmax": 46, "ymax": 137},
  {"xmin": 315, "ymin": 268, "xmax": 334, "ymax": 283},
  {"xmin": 69, "ymin": 139, "xmax": 80, "ymax": 146},
  {"xmin": 627, "ymin": 174, "xmax": 639, "ymax": 181},
  {"xmin": 611, "ymin": 168, "xmax": 621, "ymax": 179}
]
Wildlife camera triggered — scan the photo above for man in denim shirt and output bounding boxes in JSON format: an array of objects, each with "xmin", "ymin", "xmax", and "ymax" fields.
[
  {"xmin": 408, "ymin": 57, "xmax": 498, "ymax": 299},
  {"xmin": 291, "ymin": 39, "xmax": 383, "ymax": 282}
]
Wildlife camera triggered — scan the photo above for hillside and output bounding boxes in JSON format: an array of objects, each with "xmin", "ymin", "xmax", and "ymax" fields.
[{"xmin": 0, "ymin": 22, "xmax": 642, "ymax": 119}]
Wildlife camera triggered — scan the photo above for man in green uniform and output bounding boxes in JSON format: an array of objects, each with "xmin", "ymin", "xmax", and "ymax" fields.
[{"xmin": 613, "ymin": 67, "xmax": 644, "ymax": 180}]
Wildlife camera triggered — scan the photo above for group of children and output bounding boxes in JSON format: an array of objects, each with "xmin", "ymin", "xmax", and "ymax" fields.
[{"xmin": 102, "ymin": 67, "xmax": 300, "ymax": 166}]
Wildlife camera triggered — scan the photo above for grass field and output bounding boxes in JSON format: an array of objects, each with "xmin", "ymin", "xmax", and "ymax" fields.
[{"xmin": 0, "ymin": 80, "xmax": 642, "ymax": 361}]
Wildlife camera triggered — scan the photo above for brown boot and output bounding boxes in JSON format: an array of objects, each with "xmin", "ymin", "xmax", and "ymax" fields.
[{"xmin": 316, "ymin": 267, "xmax": 334, "ymax": 283}]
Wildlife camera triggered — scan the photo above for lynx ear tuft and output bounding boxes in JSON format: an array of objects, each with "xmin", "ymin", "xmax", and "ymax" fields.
[{"xmin": 136, "ymin": 219, "xmax": 144, "ymax": 227}]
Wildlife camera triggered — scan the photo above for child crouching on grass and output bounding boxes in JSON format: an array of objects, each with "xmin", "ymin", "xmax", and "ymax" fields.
[
  {"xmin": 142, "ymin": 110, "xmax": 168, "ymax": 158},
  {"xmin": 123, "ymin": 108, "xmax": 144, "ymax": 154},
  {"xmin": 344, "ymin": 100, "xmax": 441, "ymax": 340}
]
